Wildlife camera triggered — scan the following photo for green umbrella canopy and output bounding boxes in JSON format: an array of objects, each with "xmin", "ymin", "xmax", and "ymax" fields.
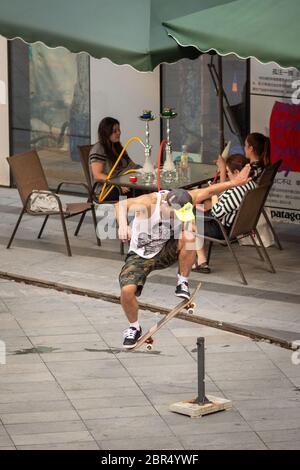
[
  {"xmin": 0, "ymin": 0, "xmax": 233, "ymax": 71},
  {"xmin": 164, "ymin": 0, "xmax": 300, "ymax": 70}
]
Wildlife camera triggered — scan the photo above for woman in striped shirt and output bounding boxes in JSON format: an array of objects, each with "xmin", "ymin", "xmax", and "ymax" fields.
[{"xmin": 193, "ymin": 154, "xmax": 256, "ymax": 273}]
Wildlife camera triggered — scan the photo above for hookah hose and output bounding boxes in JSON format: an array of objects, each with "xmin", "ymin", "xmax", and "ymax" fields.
[
  {"xmin": 156, "ymin": 140, "xmax": 167, "ymax": 192},
  {"xmin": 99, "ymin": 169, "xmax": 138, "ymax": 202},
  {"xmin": 98, "ymin": 136, "xmax": 143, "ymax": 203}
]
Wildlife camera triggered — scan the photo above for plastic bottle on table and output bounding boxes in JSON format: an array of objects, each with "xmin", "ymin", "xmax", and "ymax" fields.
[
  {"xmin": 180, "ymin": 145, "xmax": 190, "ymax": 181},
  {"xmin": 221, "ymin": 141, "xmax": 231, "ymax": 159}
]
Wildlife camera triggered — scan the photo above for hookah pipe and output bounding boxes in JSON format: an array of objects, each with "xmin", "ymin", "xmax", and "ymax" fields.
[
  {"xmin": 98, "ymin": 136, "xmax": 144, "ymax": 203},
  {"xmin": 156, "ymin": 139, "xmax": 167, "ymax": 192},
  {"xmin": 156, "ymin": 109, "xmax": 177, "ymax": 192}
]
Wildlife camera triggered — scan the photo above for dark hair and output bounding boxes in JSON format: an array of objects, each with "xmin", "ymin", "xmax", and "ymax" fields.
[
  {"xmin": 246, "ymin": 132, "xmax": 270, "ymax": 167},
  {"xmin": 226, "ymin": 154, "xmax": 249, "ymax": 174},
  {"xmin": 97, "ymin": 117, "xmax": 130, "ymax": 164}
]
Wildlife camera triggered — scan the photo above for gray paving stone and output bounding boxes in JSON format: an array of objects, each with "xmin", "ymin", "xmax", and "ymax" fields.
[
  {"xmin": 258, "ymin": 428, "xmax": 300, "ymax": 444},
  {"xmin": 181, "ymin": 432, "xmax": 268, "ymax": 450},
  {"xmin": 59, "ymin": 377, "xmax": 137, "ymax": 391},
  {"xmin": 35, "ymin": 340, "xmax": 106, "ymax": 354},
  {"xmin": 239, "ymin": 406, "xmax": 300, "ymax": 422},
  {"xmin": 0, "ymin": 381, "xmax": 61, "ymax": 394},
  {"xmin": 29, "ymin": 333, "xmax": 101, "ymax": 346},
  {"xmin": 1, "ymin": 410, "xmax": 81, "ymax": 425},
  {"xmin": 65, "ymin": 386, "xmax": 144, "ymax": 401},
  {"xmin": 234, "ymin": 397, "xmax": 300, "ymax": 412},
  {"xmin": 5, "ymin": 420, "xmax": 87, "ymax": 436},
  {"xmin": 274, "ymin": 364, "xmax": 300, "ymax": 378},
  {"xmin": 248, "ymin": 417, "xmax": 300, "ymax": 432},
  {"xmin": 0, "ymin": 362, "xmax": 49, "ymax": 375},
  {"xmin": 0, "ymin": 372, "xmax": 55, "ymax": 384},
  {"xmin": 0, "ymin": 191, "xmax": 300, "ymax": 450},
  {"xmin": 167, "ymin": 410, "xmax": 250, "ymax": 435},
  {"xmin": 220, "ymin": 388, "xmax": 300, "ymax": 401},
  {"xmin": 207, "ymin": 368, "xmax": 285, "ymax": 381},
  {"xmin": 47, "ymin": 359, "xmax": 129, "ymax": 380},
  {"xmin": 5, "ymin": 354, "xmax": 44, "ymax": 365},
  {"xmin": 99, "ymin": 437, "xmax": 184, "ymax": 451},
  {"xmin": 214, "ymin": 376, "xmax": 294, "ymax": 393},
  {"xmin": 11, "ymin": 430, "xmax": 94, "ymax": 446},
  {"xmin": 40, "ymin": 350, "xmax": 114, "ymax": 363},
  {"xmin": 17, "ymin": 441, "xmax": 100, "ymax": 450},
  {"xmin": 0, "ymin": 426, "xmax": 14, "ymax": 447},
  {"xmin": 0, "ymin": 400, "xmax": 73, "ymax": 414},
  {"xmin": 86, "ymin": 416, "xmax": 173, "ymax": 441},
  {"xmin": 78, "ymin": 405, "xmax": 157, "ymax": 420},
  {"xmin": 24, "ymin": 325, "xmax": 97, "ymax": 337},
  {"xmin": 71, "ymin": 395, "xmax": 150, "ymax": 411},
  {"xmin": 268, "ymin": 440, "xmax": 300, "ymax": 450}
]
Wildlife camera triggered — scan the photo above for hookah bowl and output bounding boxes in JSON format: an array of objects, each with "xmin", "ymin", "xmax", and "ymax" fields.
[{"xmin": 161, "ymin": 107, "xmax": 178, "ymax": 119}]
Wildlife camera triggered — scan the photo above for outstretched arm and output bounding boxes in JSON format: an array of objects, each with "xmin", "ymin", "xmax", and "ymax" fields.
[
  {"xmin": 190, "ymin": 164, "xmax": 251, "ymax": 204},
  {"xmin": 114, "ymin": 193, "xmax": 155, "ymax": 241}
]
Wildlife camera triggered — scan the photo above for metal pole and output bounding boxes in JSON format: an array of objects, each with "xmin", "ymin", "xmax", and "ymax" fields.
[
  {"xmin": 218, "ymin": 55, "xmax": 225, "ymax": 154},
  {"xmin": 196, "ymin": 337, "xmax": 210, "ymax": 405}
]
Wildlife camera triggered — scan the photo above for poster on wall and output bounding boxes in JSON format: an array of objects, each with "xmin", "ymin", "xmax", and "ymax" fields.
[{"xmin": 250, "ymin": 59, "xmax": 300, "ymax": 224}]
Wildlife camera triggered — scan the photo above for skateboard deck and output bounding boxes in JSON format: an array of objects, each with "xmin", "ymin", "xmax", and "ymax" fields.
[{"xmin": 130, "ymin": 282, "xmax": 201, "ymax": 351}]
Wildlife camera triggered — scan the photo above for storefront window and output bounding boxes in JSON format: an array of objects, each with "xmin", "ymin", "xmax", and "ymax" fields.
[
  {"xmin": 161, "ymin": 54, "xmax": 248, "ymax": 163},
  {"xmin": 9, "ymin": 39, "xmax": 90, "ymax": 190}
]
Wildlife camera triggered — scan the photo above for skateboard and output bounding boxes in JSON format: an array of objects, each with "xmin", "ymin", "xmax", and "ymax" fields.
[{"xmin": 130, "ymin": 282, "xmax": 201, "ymax": 352}]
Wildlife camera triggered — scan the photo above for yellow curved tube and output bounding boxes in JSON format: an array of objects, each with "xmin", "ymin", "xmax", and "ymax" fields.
[
  {"xmin": 123, "ymin": 169, "xmax": 138, "ymax": 176},
  {"xmin": 99, "ymin": 169, "xmax": 138, "ymax": 202},
  {"xmin": 98, "ymin": 136, "xmax": 143, "ymax": 203}
]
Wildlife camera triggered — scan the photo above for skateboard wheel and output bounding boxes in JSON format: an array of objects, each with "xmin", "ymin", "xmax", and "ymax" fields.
[
  {"xmin": 146, "ymin": 343, "xmax": 153, "ymax": 351},
  {"xmin": 187, "ymin": 302, "xmax": 196, "ymax": 314}
]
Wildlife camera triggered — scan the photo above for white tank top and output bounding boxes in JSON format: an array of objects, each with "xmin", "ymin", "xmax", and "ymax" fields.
[{"xmin": 129, "ymin": 192, "xmax": 171, "ymax": 259}]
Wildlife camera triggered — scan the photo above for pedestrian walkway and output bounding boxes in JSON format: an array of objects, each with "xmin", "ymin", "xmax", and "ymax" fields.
[
  {"xmin": 1, "ymin": 186, "xmax": 300, "ymax": 449},
  {"xmin": 0, "ymin": 279, "xmax": 300, "ymax": 450},
  {"xmin": 0, "ymin": 187, "xmax": 299, "ymax": 348}
]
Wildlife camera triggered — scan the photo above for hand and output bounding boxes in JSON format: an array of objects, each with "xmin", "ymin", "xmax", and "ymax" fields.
[
  {"xmin": 211, "ymin": 195, "xmax": 218, "ymax": 207},
  {"xmin": 118, "ymin": 225, "xmax": 132, "ymax": 241},
  {"xmin": 232, "ymin": 164, "xmax": 251, "ymax": 186},
  {"xmin": 214, "ymin": 155, "xmax": 226, "ymax": 172},
  {"xmin": 121, "ymin": 186, "xmax": 130, "ymax": 194}
]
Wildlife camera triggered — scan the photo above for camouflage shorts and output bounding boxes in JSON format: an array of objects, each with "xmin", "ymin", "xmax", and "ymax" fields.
[{"xmin": 119, "ymin": 239, "xmax": 179, "ymax": 297}]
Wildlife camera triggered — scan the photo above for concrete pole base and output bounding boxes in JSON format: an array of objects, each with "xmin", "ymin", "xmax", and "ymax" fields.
[{"xmin": 169, "ymin": 395, "xmax": 232, "ymax": 418}]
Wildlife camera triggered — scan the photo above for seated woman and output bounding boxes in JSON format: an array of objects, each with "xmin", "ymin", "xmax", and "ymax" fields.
[
  {"xmin": 89, "ymin": 117, "xmax": 140, "ymax": 201},
  {"xmin": 244, "ymin": 132, "xmax": 271, "ymax": 181},
  {"xmin": 216, "ymin": 133, "xmax": 270, "ymax": 184},
  {"xmin": 193, "ymin": 154, "xmax": 256, "ymax": 273}
]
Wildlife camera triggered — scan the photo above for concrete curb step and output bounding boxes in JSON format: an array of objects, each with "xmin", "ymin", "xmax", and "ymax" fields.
[{"xmin": 0, "ymin": 270, "xmax": 297, "ymax": 352}]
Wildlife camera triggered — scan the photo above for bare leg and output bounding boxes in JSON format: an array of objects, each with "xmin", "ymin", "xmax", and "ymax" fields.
[
  {"xmin": 195, "ymin": 236, "xmax": 207, "ymax": 265},
  {"xmin": 120, "ymin": 284, "xmax": 139, "ymax": 323},
  {"xmin": 178, "ymin": 232, "xmax": 196, "ymax": 276}
]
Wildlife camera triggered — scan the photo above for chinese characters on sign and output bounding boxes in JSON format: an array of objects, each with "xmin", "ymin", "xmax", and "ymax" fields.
[{"xmin": 251, "ymin": 59, "xmax": 300, "ymax": 224}]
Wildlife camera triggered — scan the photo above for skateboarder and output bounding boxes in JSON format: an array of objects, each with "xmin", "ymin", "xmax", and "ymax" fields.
[{"xmin": 115, "ymin": 164, "xmax": 250, "ymax": 348}]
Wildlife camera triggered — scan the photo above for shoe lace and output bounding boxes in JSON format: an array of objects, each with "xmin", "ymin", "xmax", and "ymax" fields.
[
  {"xmin": 180, "ymin": 281, "xmax": 189, "ymax": 292},
  {"xmin": 123, "ymin": 327, "xmax": 137, "ymax": 339}
]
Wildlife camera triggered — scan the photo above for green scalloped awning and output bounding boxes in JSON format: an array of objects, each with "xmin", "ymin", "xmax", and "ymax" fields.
[
  {"xmin": 0, "ymin": 0, "xmax": 233, "ymax": 71},
  {"xmin": 164, "ymin": 0, "xmax": 300, "ymax": 70}
]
